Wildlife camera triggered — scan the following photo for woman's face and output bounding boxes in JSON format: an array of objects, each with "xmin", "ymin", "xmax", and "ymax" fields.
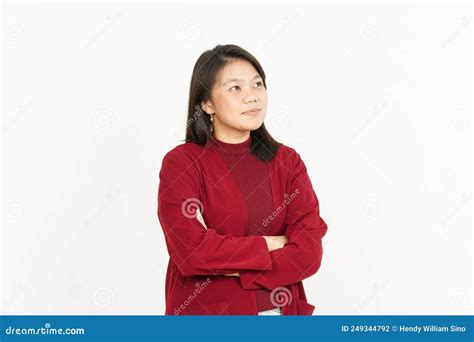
[{"xmin": 202, "ymin": 59, "xmax": 267, "ymax": 141}]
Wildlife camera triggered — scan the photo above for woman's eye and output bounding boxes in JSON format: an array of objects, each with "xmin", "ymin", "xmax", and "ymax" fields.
[
  {"xmin": 254, "ymin": 81, "xmax": 263, "ymax": 87},
  {"xmin": 229, "ymin": 85, "xmax": 240, "ymax": 92}
]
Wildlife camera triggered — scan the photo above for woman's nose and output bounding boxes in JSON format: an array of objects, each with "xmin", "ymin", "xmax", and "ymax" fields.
[{"xmin": 244, "ymin": 91, "xmax": 258, "ymax": 103}]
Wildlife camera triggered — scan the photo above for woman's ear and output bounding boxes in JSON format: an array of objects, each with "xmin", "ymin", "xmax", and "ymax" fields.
[{"xmin": 201, "ymin": 100, "xmax": 214, "ymax": 115}]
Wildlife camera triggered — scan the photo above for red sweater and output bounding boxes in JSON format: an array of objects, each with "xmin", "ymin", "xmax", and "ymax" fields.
[
  {"xmin": 211, "ymin": 136, "xmax": 279, "ymax": 312},
  {"xmin": 157, "ymin": 135, "xmax": 328, "ymax": 315}
]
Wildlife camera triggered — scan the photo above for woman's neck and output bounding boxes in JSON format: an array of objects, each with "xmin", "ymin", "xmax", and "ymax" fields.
[{"xmin": 213, "ymin": 129, "xmax": 250, "ymax": 144}]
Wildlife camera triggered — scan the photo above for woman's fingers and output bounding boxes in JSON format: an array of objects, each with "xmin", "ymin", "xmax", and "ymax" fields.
[
  {"xmin": 263, "ymin": 235, "xmax": 288, "ymax": 252},
  {"xmin": 276, "ymin": 236, "xmax": 286, "ymax": 249},
  {"xmin": 195, "ymin": 208, "xmax": 207, "ymax": 229}
]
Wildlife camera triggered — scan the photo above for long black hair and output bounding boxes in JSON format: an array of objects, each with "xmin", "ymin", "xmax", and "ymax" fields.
[{"xmin": 184, "ymin": 44, "xmax": 280, "ymax": 162}]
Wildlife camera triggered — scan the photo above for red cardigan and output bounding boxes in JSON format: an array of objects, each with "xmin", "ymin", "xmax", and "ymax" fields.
[{"xmin": 157, "ymin": 139, "xmax": 328, "ymax": 315}]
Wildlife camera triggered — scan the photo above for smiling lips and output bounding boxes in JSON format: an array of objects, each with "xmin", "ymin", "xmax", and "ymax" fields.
[{"xmin": 242, "ymin": 108, "xmax": 261, "ymax": 115}]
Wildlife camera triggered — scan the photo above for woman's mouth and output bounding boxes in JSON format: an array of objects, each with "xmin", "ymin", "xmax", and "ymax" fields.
[{"xmin": 242, "ymin": 108, "xmax": 261, "ymax": 116}]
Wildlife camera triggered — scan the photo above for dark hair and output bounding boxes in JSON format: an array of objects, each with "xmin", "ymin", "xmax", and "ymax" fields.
[{"xmin": 184, "ymin": 44, "xmax": 280, "ymax": 162}]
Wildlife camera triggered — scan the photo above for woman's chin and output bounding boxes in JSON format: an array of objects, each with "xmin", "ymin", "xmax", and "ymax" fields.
[{"xmin": 239, "ymin": 120, "xmax": 264, "ymax": 131}]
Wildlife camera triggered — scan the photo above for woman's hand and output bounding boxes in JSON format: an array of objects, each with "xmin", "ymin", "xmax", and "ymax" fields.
[
  {"xmin": 262, "ymin": 235, "xmax": 288, "ymax": 252},
  {"xmin": 223, "ymin": 236, "xmax": 287, "ymax": 275},
  {"xmin": 196, "ymin": 208, "xmax": 207, "ymax": 229}
]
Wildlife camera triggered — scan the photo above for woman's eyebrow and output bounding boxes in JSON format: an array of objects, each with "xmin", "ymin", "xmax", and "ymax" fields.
[{"xmin": 221, "ymin": 74, "xmax": 262, "ymax": 87}]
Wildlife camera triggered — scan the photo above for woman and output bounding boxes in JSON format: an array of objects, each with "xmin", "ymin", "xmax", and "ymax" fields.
[{"xmin": 157, "ymin": 44, "xmax": 328, "ymax": 315}]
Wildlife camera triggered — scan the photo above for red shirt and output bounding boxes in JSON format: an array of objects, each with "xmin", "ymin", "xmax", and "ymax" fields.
[{"xmin": 157, "ymin": 135, "xmax": 328, "ymax": 315}]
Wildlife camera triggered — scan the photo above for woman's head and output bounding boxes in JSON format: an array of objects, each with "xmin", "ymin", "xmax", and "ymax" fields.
[
  {"xmin": 202, "ymin": 58, "xmax": 267, "ymax": 136},
  {"xmin": 185, "ymin": 44, "xmax": 279, "ymax": 162}
]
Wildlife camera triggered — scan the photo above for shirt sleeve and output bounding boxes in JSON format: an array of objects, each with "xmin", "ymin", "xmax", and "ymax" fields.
[
  {"xmin": 239, "ymin": 149, "xmax": 328, "ymax": 290},
  {"xmin": 157, "ymin": 147, "xmax": 273, "ymax": 277}
]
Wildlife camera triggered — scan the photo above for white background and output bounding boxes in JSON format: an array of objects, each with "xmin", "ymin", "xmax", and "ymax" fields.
[{"xmin": 1, "ymin": 1, "xmax": 472, "ymax": 314}]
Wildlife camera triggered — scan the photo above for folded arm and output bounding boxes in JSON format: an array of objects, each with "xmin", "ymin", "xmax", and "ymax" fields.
[
  {"xmin": 158, "ymin": 148, "xmax": 274, "ymax": 277},
  {"xmin": 239, "ymin": 150, "xmax": 328, "ymax": 290}
]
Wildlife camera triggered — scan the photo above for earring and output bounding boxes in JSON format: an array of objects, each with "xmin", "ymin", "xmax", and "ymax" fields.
[{"xmin": 210, "ymin": 114, "xmax": 214, "ymax": 132}]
